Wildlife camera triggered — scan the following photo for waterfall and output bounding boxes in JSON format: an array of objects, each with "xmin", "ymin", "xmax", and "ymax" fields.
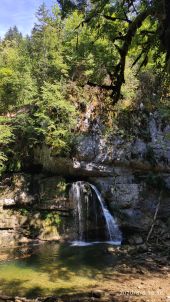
[
  {"xmin": 71, "ymin": 181, "xmax": 84, "ymax": 241},
  {"xmin": 90, "ymin": 184, "xmax": 122, "ymax": 243},
  {"xmin": 69, "ymin": 181, "xmax": 122, "ymax": 246}
]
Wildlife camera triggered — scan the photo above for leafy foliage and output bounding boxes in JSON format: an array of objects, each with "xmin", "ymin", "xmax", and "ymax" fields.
[
  {"xmin": 58, "ymin": 0, "xmax": 170, "ymax": 102},
  {"xmin": 0, "ymin": 2, "xmax": 169, "ymax": 175},
  {"xmin": 0, "ymin": 40, "xmax": 36, "ymax": 112},
  {"xmin": 0, "ymin": 121, "xmax": 14, "ymax": 173},
  {"xmin": 34, "ymin": 82, "xmax": 76, "ymax": 155}
]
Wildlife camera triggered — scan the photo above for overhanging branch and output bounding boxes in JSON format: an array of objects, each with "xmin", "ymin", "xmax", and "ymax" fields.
[
  {"xmin": 103, "ymin": 14, "xmax": 132, "ymax": 23},
  {"xmin": 111, "ymin": 7, "xmax": 153, "ymax": 102}
]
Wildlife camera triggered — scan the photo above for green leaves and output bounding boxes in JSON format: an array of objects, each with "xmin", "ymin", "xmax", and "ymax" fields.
[
  {"xmin": 0, "ymin": 41, "xmax": 37, "ymax": 113},
  {"xmin": 0, "ymin": 124, "xmax": 14, "ymax": 144},
  {"xmin": 34, "ymin": 82, "xmax": 76, "ymax": 156},
  {"xmin": 0, "ymin": 122, "xmax": 14, "ymax": 174},
  {"xmin": 0, "ymin": 0, "xmax": 169, "ymax": 175}
]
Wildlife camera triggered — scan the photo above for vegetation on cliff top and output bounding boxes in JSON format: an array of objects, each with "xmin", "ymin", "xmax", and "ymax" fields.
[{"xmin": 0, "ymin": 0, "xmax": 170, "ymax": 174}]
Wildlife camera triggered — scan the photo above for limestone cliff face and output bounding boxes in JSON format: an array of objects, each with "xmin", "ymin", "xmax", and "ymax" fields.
[
  {"xmin": 0, "ymin": 174, "xmax": 73, "ymax": 247},
  {"xmin": 34, "ymin": 111, "xmax": 170, "ymax": 174},
  {"xmin": 33, "ymin": 111, "xmax": 170, "ymax": 244},
  {"xmin": 0, "ymin": 110, "xmax": 170, "ymax": 246}
]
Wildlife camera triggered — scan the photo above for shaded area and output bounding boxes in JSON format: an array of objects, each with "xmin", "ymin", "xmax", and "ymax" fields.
[
  {"xmin": 0, "ymin": 243, "xmax": 118, "ymax": 298},
  {"xmin": 0, "ymin": 242, "xmax": 169, "ymax": 299}
]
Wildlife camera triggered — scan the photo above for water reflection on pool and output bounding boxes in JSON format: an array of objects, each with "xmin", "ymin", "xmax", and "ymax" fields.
[{"xmin": 0, "ymin": 242, "xmax": 120, "ymax": 298}]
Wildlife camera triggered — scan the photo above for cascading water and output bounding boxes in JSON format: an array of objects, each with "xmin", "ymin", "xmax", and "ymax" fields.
[
  {"xmin": 69, "ymin": 181, "xmax": 122, "ymax": 246},
  {"xmin": 71, "ymin": 181, "xmax": 84, "ymax": 241},
  {"xmin": 90, "ymin": 184, "xmax": 122, "ymax": 243}
]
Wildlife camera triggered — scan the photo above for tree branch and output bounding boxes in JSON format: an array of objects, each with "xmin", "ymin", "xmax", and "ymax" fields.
[
  {"xmin": 146, "ymin": 191, "xmax": 162, "ymax": 243},
  {"xmin": 76, "ymin": 4, "xmax": 153, "ymax": 104},
  {"xmin": 140, "ymin": 29, "xmax": 156, "ymax": 35},
  {"xmin": 87, "ymin": 81, "xmax": 114, "ymax": 91},
  {"xmin": 112, "ymin": 35, "xmax": 125, "ymax": 43},
  {"xmin": 132, "ymin": 43, "xmax": 150, "ymax": 67},
  {"xmin": 103, "ymin": 14, "xmax": 132, "ymax": 23},
  {"xmin": 111, "ymin": 7, "xmax": 153, "ymax": 102}
]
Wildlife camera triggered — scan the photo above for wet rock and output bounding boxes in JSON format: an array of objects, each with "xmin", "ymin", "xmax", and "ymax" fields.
[
  {"xmin": 136, "ymin": 244, "xmax": 148, "ymax": 253},
  {"xmin": 3, "ymin": 199, "xmax": 15, "ymax": 206},
  {"xmin": 129, "ymin": 235, "xmax": 144, "ymax": 245},
  {"xmin": 107, "ymin": 247, "xmax": 116, "ymax": 254},
  {"xmin": 164, "ymin": 176, "xmax": 170, "ymax": 189},
  {"xmin": 38, "ymin": 226, "xmax": 60, "ymax": 241},
  {"xmin": 92, "ymin": 290, "xmax": 105, "ymax": 298},
  {"xmin": 131, "ymin": 139, "xmax": 147, "ymax": 158}
]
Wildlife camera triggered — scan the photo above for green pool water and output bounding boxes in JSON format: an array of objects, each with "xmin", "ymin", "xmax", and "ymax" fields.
[{"xmin": 0, "ymin": 243, "xmax": 119, "ymax": 298}]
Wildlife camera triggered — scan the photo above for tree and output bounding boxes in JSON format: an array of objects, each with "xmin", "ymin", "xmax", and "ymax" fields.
[
  {"xmin": 34, "ymin": 81, "xmax": 76, "ymax": 155},
  {"xmin": 30, "ymin": 3, "xmax": 68, "ymax": 90},
  {"xmin": 4, "ymin": 26, "xmax": 22, "ymax": 44},
  {"xmin": 57, "ymin": 0, "xmax": 170, "ymax": 103},
  {"xmin": 0, "ymin": 40, "xmax": 37, "ymax": 112},
  {"xmin": 0, "ymin": 118, "xmax": 14, "ymax": 174}
]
